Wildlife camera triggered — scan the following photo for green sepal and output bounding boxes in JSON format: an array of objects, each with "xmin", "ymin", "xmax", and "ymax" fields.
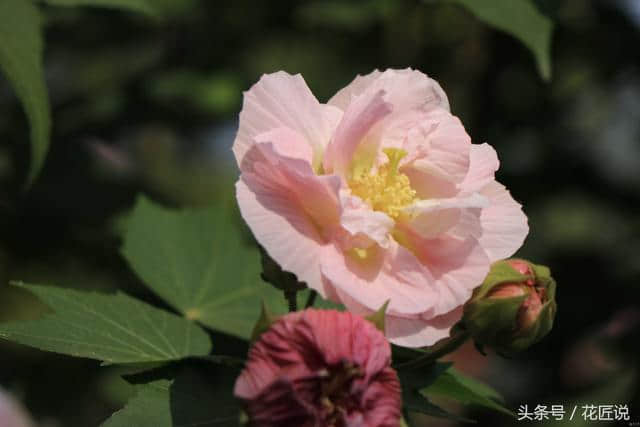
[
  {"xmin": 470, "ymin": 260, "xmax": 530, "ymax": 300},
  {"xmin": 249, "ymin": 301, "xmax": 280, "ymax": 342},
  {"xmin": 464, "ymin": 259, "xmax": 557, "ymax": 355},
  {"xmin": 464, "ymin": 294, "xmax": 527, "ymax": 352},
  {"xmin": 365, "ymin": 300, "xmax": 389, "ymax": 333},
  {"xmin": 530, "ymin": 262, "xmax": 551, "ymax": 282},
  {"xmin": 509, "ymin": 282, "xmax": 557, "ymax": 353}
]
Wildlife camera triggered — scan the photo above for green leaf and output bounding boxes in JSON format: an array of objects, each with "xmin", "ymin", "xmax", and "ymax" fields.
[
  {"xmin": 420, "ymin": 367, "xmax": 514, "ymax": 417},
  {"xmin": 0, "ymin": 0, "xmax": 50, "ymax": 185},
  {"xmin": 121, "ymin": 194, "xmax": 287, "ymax": 340},
  {"xmin": 445, "ymin": 0, "xmax": 553, "ymax": 80},
  {"xmin": 44, "ymin": 0, "xmax": 158, "ymax": 16},
  {"xmin": 103, "ymin": 368, "xmax": 240, "ymax": 427},
  {"xmin": 0, "ymin": 282, "xmax": 211, "ymax": 364},
  {"xmin": 400, "ymin": 362, "xmax": 475, "ymax": 423}
]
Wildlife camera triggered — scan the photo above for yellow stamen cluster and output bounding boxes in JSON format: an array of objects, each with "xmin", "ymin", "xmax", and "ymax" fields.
[{"xmin": 349, "ymin": 148, "xmax": 417, "ymax": 219}]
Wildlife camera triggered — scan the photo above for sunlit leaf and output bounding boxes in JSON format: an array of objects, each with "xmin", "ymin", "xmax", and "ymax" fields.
[
  {"xmin": 121, "ymin": 192, "xmax": 287, "ymax": 340},
  {"xmin": 0, "ymin": 282, "xmax": 211, "ymax": 364},
  {"xmin": 0, "ymin": 0, "xmax": 50, "ymax": 185},
  {"xmin": 445, "ymin": 0, "xmax": 553, "ymax": 80}
]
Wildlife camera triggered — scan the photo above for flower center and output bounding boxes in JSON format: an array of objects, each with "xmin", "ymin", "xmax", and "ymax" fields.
[
  {"xmin": 318, "ymin": 361, "xmax": 363, "ymax": 425},
  {"xmin": 348, "ymin": 148, "xmax": 417, "ymax": 219}
]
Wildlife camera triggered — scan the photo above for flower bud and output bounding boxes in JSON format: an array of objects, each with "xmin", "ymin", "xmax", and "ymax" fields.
[{"xmin": 462, "ymin": 259, "xmax": 557, "ymax": 355}]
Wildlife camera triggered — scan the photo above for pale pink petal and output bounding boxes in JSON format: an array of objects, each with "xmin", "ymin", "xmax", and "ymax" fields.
[
  {"xmin": 477, "ymin": 181, "xmax": 529, "ymax": 262},
  {"xmin": 327, "ymin": 70, "xmax": 383, "ymax": 111},
  {"xmin": 339, "ymin": 192, "xmax": 394, "ymax": 249},
  {"xmin": 386, "ymin": 307, "xmax": 463, "ymax": 347},
  {"xmin": 459, "ymin": 143, "xmax": 500, "ymax": 193},
  {"xmin": 456, "ymin": 143, "xmax": 527, "ymax": 261},
  {"xmin": 251, "ymin": 127, "xmax": 314, "ymax": 165},
  {"xmin": 329, "ymin": 68, "xmax": 449, "ymax": 113},
  {"xmin": 237, "ymin": 141, "xmax": 341, "ymax": 290},
  {"xmin": 232, "ymin": 71, "xmax": 336, "ymax": 168},
  {"xmin": 319, "ymin": 244, "xmax": 389, "ymax": 311},
  {"xmin": 332, "ymin": 287, "xmax": 464, "ymax": 348},
  {"xmin": 323, "ymin": 89, "xmax": 392, "ymax": 175},
  {"xmin": 400, "ymin": 109, "xmax": 471, "ymax": 198},
  {"xmin": 378, "ymin": 109, "xmax": 436, "ymax": 154},
  {"xmin": 242, "ymin": 141, "xmax": 342, "ymax": 232},
  {"xmin": 236, "ymin": 179, "xmax": 327, "ymax": 293},
  {"xmin": 402, "ymin": 193, "xmax": 488, "ymax": 239},
  {"xmin": 323, "ymin": 104, "xmax": 344, "ymax": 134},
  {"xmin": 320, "ymin": 242, "xmax": 438, "ymax": 315},
  {"xmin": 448, "ymin": 208, "xmax": 484, "ymax": 241},
  {"xmin": 401, "ymin": 228, "xmax": 491, "ymax": 316}
]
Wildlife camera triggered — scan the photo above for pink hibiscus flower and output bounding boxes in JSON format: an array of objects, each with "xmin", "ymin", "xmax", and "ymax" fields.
[
  {"xmin": 233, "ymin": 68, "xmax": 528, "ymax": 347},
  {"xmin": 234, "ymin": 309, "xmax": 402, "ymax": 427}
]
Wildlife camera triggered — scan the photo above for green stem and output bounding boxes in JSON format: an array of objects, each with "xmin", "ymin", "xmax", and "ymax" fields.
[
  {"xmin": 395, "ymin": 329, "xmax": 470, "ymax": 371},
  {"xmin": 284, "ymin": 290, "xmax": 298, "ymax": 312},
  {"xmin": 305, "ymin": 290, "xmax": 317, "ymax": 309}
]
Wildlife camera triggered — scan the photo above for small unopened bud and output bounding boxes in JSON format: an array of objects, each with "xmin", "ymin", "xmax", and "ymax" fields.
[{"xmin": 462, "ymin": 259, "xmax": 557, "ymax": 355}]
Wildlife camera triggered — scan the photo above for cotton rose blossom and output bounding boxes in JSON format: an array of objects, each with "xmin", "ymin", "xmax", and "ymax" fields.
[
  {"xmin": 233, "ymin": 68, "xmax": 528, "ymax": 347},
  {"xmin": 234, "ymin": 309, "xmax": 402, "ymax": 427}
]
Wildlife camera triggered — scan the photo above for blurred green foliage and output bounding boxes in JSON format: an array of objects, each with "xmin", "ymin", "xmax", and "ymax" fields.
[
  {"xmin": 444, "ymin": 0, "xmax": 553, "ymax": 79},
  {"xmin": 0, "ymin": 0, "xmax": 49, "ymax": 185},
  {"xmin": 1, "ymin": 0, "xmax": 552, "ymax": 186}
]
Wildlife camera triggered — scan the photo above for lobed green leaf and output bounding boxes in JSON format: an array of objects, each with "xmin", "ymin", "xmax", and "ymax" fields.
[
  {"xmin": 122, "ymin": 193, "xmax": 287, "ymax": 340},
  {"xmin": 0, "ymin": 282, "xmax": 211, "ymax": 364}
]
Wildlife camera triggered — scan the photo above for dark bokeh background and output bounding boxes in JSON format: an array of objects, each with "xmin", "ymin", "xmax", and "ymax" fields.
[{"xmin": 1, "ymin": 0, "xmax": 639, "ymax": 425}]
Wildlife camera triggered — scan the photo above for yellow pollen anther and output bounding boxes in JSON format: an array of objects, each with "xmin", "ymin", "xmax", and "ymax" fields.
[
  {"xmin": 351, "ymin": 247, "xmax": 369, "ymax": 259},
  {"xmin": 348, "ymin": 148, "xmax": 417, "ymax": 219}
]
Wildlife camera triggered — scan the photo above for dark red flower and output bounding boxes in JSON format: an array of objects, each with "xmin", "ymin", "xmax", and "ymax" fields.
[{"xmin": 234, "ymin": 309, "xmax": 402, "ymax": 426}]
